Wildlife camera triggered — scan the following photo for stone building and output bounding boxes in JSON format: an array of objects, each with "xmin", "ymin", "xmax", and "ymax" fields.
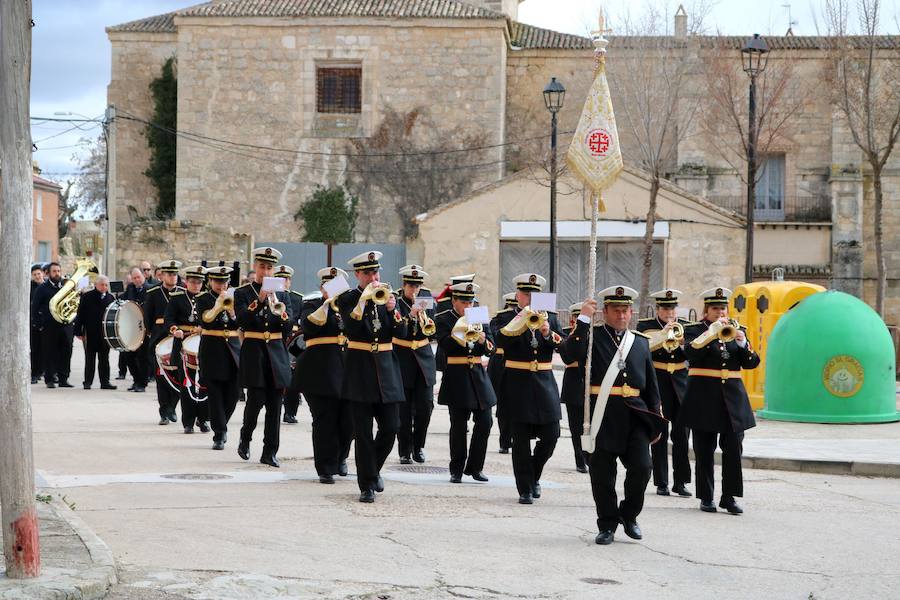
[{"xmin": 107, "ymin": 0, "xmax": 900, "ymax": 321}]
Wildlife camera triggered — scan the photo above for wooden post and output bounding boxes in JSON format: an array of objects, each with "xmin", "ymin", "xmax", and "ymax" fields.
[{"xmin": 0, "ymin": 0, "xmax": 41, "ymax": 578}]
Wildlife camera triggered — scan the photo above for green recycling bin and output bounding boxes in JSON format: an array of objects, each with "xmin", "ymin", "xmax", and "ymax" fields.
[{"xmin": 759, "ymin": 290, "xmax": 899, "ymax": 423}]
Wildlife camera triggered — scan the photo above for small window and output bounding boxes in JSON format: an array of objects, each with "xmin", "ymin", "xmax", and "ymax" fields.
[
  {"xmin": 37, "ymin": 241, "xmax": 51, "ymax": 262},
  {"xmin": 316, "ymin": 67, "xmax": 362, "ymax": 114},
  {"xmin": 35, "ymin": 193, "xmax": 43, "ymax": 221}
]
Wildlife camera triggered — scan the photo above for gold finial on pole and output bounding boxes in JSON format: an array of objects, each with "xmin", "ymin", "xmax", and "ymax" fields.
[{"xmin": 591, "ymin": 7, "xmax": 612, "ymax": 67}]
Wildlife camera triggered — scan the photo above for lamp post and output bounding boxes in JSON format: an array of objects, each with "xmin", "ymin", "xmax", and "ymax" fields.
[
  {"xmin": 543, "ymin": 77, "xmax": 565, "ymax": 292},
  {"xmin": 741, "ymin": 33, "xmax": 769, "ymax": 283}
]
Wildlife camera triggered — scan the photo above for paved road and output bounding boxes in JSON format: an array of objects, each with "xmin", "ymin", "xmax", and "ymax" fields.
[{"xmin": 32, "ymin": 348, "xmax": 900, "ymax": 599}]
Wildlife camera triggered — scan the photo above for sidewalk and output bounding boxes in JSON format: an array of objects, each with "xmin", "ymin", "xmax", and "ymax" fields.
[{"xmin": 0, "ymin": 496, "xmax": 116, "ymax": 599}]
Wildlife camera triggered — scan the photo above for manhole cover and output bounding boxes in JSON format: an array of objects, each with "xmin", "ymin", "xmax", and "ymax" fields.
[
  {"xmin": 388, "ymin": 465, "xmax": 449, "ymax": 474},
  {"xmin": 160, "ymin": 473, "xmax": 232, "ymax": 480},
  {"xmin": 581, "ymin": 577, "xmax": 621, "ymax": 586}
]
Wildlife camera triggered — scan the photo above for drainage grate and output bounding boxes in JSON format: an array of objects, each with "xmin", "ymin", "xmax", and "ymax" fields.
[
  {"xmin": 160, "ymin": 473, "xmax": 233, "ymax": 481},
  {"xmin": 581, "ymin": 577, "xmax": 621, "ymax": 586},
  {"xmin": 388, "ymin": 465, "xmax": 449, "ymax": 474}
]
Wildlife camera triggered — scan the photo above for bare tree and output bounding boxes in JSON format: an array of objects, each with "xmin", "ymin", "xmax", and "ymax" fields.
[
  {"xmin": 821, "ymin": 0, "xmax": 900, "ymax": 317},
  {"xmin": 607, "ymin": 2, "xmax": 706, "ymax": 314},
  {"xmin": 69, "ymin": 133, "xmax": 108, "ymax": 217}
]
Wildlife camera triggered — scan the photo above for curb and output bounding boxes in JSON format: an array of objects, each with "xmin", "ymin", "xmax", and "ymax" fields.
[
  {"xmin": 48, "ymin": 496, "xmax": 118, "ymax": 599},
  {"xmin": 740, "ymin": 455, "xmax": 900, "ymax": 478}
]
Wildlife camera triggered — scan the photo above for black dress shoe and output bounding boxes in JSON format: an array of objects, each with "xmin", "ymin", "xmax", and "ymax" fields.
[
  {"xmin": 338, "ymin": 461, "xmax": 349, "ymax": 476},
  {"xmin": 260, "ymin": 454, "xmax": 280, "ymax": 468},
  {"xmin": 282, "ymin": 414, "xmax": 298, "ymax": 424},
  {"xmin": 359, "ymin": 489, "xmax": 376, "ymax": 503},
  {"xmin": 374, "ymin": 476, "xmax": 384, "ymax": 493},
  {"xmin": 719, "ymin": 496, "xmax": 743, "ymax": 515},
  {"xmin": 100, "ymin": 384, "xmax": 117, "ymax": 390},
  {"xmin": 532, "ymin": 482, "xmax": 542, "ymax": 499},
  {"xmin": 319, "ymin": 474, "xmax": 335, "ymax": 484},
  {"xmin": 656, "ymin": 486, "xmax": 671, "ymax": 496},
  {"xmin": 31, "ymin": 377, "xmax": 39, "ymax": 384},
  {"xmin": 237, "ymin": 443, "xmax": 250, "ymax": 461},
  {"xmin": 399, "ymin": 455, "xmax": 413, "ymax": 465},
  {"xmin": 595, "ymin": 530, "xmax": 615, "ymax": 545},
  {"xmin": 672, "ymin": 483, "xmax": 692, "ymax": 497},
  {"xmin": 168, "ymin": 413, "xmax": 177, "ymax": 423},
  {"xmin": 184, "ymin": 427, "xmax": 194, "ymax": 434},
  {"xmin": 518, "ymin": 493, "xmax": 534, "ymax": 505},
  {"xmin": 58, "ymin": 381, "xmax": 73, "ymax": 388},
  {"xmin": 413, "ymin": 449, "xmax": 426, "ymax": 463},
  {"xmin": 46, "ymin": 383, "xmax": 56, "ymax": 389},
  {"xmin": 450, "ymin": 473, "xmax": 462, "ymax": 484},
  {"xmin": 700, "ymin": 500, "xmax": 717, "ymax": 513},
  {"xmin": 198, "ymin": 421, "xmax": 210, "ymax": 433},
  {"xmin": 158, "ymin": 418, "xmax": 169, "ymax": 426},
  {"xmin": 115, "ymin": 375, "xmax": 127, "ymax": 380},
  {"xmin": 499, "ymin": 447, "xmax": 510, "ymax": 454},
  {"xmin": 467, "ymin": 471, "xmax": 489, "ymax": 482},
  {"xmin": 83, "ymin": 384, "xmax": 92, "ymax": 390},
  {"xmin": 620, "ymin": 519, "xmax": 642, "ymax": 540},
  {"xmin": 576, "ymin": 464, "xmax": 589, "ymax": 474},
  {"xmin": 212, "ymin": 440, "xmax": 225, "ymax": 451},
  {"xmin": 133, "ymin": 386, "xmax": 145, "ymax": 393}
]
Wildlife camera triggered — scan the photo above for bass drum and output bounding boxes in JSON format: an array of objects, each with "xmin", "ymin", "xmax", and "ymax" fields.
[
  {"xmin": 103, "ymin": 300, "xmax": 145, "ymax": 351},
  {"xmin": 181, "ymin": 334, "xmax": 201, "ymax": 371}
]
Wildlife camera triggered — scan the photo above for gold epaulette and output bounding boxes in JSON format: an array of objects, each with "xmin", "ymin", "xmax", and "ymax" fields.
[
  {"xmin": 236, "ymin": 282, "xmax": 252, "ymax": 290},
  {"xmin": 290, "ymin": 290, "xmax": 303, "ymax": 298}
]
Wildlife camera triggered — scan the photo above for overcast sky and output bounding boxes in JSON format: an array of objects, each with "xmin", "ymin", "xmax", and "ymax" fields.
[{"xmin": 30, "ymin": 0, "xmax": 899, "ymax": 182}]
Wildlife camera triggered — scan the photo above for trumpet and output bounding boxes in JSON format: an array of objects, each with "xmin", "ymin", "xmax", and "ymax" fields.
[
  {"xmin": 202, "ymin": 291, "xmax": 234, "ymax": 323},
  {"xmin": 417, "ymin": 310, "xmax": 436, "ymax": 336},
  {"xmin": 690, "ymin": 318, "xmax": 741, "ymax": 348},
  {"xmin": 350, "ymin": 283, "xmax": 392, "ymax": 320},
  {"xmin": 500, "ymin": 306, "xmax": 547, "ymax": 336},
  {"xmin": 268, "ymin": 293, "xmax": 286, "ymax": 319},
  {"xmin": 653, "ymin": 321, "xmax": 684, "ymax": 352},
  {"xmin": 451, "ymin": 316, "xmax": 483, "ymax": 346}
]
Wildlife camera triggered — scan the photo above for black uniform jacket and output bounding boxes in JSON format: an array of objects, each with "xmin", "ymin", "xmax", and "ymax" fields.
[
  {"xmin": 636, "ymin": 317, "xmax": 689, "ymax": 410},
  {"xmin": 31, "ymin": 279, "xmax": 68, "ymax": 330},
  {"xmin": 557, "ymin": 325, "xmax": 586, "ymax": 406},
  {"xmin": 195, "ymin": 291, "xmax": 241, "ymax": 382},
  {"xmin": 336, "ymin": 286, "xmax": 407, "ymax": 404},
  {"xmin": 393, "ymin": 295, "xmax": 437, "ymax": 388},
  {"xmin": 73, "ymin": 289, "xmax": 115, "ymax": 350},
  {"xmin": 486, "ymin": 307, "xmax": 516, "ymax": 395},
  {"xmin": 494, "ymin": 312, "xmax": 564, "ymax": 425},
  {"xmin": 559, "ymin": 321, "xmax": 665, "ymax": 454},
  {"xmin": 286, "ymin": 289, "xmax": 304, "ymax": 340},
  {"xmin": 681, "ymin": 320, "xmax": 760, "ymax": 434},
  {"xmin": 234, "ymin": 282, "xmax": 294, "ymax": 389},
  {"xmin": 144, "ymin": 285, "xmax": 183, "ymax": 365},
  {"xmin": 294, "ymin": 298, "xmax": 346, "ymax": 398},
  {"xmin": 162, "ymin": 289, "xmax": 203, "ymax": 379},
  {"xmin": 435, "ymin": 308, "xmax": 497, "ymax": 410}
]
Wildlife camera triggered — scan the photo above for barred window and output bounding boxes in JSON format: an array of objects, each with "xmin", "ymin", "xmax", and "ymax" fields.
[{"xmin": 316, "ymin": 67, "xmax": 362, "ymax": 114}]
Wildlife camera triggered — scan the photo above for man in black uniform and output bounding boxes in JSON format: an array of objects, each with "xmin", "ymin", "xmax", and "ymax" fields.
[
  {"xmin": 234, "ymin": 247, "xmax": 294, "ymax": 467},
  {"xmin": 393, "ymin": 265, "xmax": 437, "ymax": 464},
  {"xmin": 336, "ymin": 250, "xmax": 407, "ymax": 503},
  {"xmin": 196, "ymin": 265, "xmax": 241, "ymax": 450},
  {"xmin": 124, "ymin": 267, "xmax": 150, "ymax": 392},
  {"xmin": 558, "ymin": 302, "xmax": 589, "ymax": 473},
  {"xmin": 163, "ymin": 265, "xmax": 209, "ymax": 434},
  {"xmin": 434, "ymin": 274, "xmax": 475, "ymax": 375},
  {"xmin": 636, "ymin": 289, "xmax": 692, "ymax": 497},
  {"xmin": 487, "ymin": 292, "xmax": 517, "ymax": 454},
  {"xmin": 681, "ymin": 287, "xmax": 760, "ymax": 515},
  {"xmin": 296, "ymin": 267, "xmax": 352, "ymax": 484},
  {"xmin": 144, "ymin": 260, "xmax": 184, "ymax": 424},
  {"xmin": 31, "ymin": 262, "xmax": 75, "ymax": 388},
  {"xmin": 30, "ymin": 263, "xmax": 45, "ymax": 384},
  {"xmin": 435, "ymin": 282, "xmax": 497, "ymax": 483},
  {"xmin": 74, "ymin": 275, "xmax": 117, "ymax": 390},
  {"xmin": 273, "ymin": 264, "xmax": 304, "ymax": 424},
  {"xmin": 496, "ymin": 273, "xmax": 564, "ymax": 505},
  {"xmin": 559, "ymin": 287, "xmax": 665, "ymax": 545}
]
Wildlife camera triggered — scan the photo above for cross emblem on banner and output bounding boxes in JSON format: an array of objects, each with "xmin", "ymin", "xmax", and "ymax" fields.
[{"xmin": 587, "ymin": 129, "xmax": 611, "ymax": 157}]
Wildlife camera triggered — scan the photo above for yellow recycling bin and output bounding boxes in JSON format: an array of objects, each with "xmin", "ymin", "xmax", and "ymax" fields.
[{"xmin": 730, "ymin": 282, "xmax": 769, "ymax": 408}]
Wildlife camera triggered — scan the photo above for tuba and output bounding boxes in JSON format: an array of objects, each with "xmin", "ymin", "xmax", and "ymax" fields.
[{"xmin": 49, "ymin": 258, "xmax": 97, "ymax": 324}]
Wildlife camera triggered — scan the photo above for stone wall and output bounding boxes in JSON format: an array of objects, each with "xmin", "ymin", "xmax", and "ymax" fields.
[
  {"xmin": 107, "ymin": 32, "xmax": 178, "ymax": 222},
  {"xmin": 172, "ymin": 17, "xmax": 508, "ymax": 245},
  {"xmin": 113, "ymin": 220, "xmax": 253, "ymax": 280}
]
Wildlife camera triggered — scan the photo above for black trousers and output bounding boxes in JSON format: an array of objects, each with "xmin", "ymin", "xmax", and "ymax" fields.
[
  {"xmin": 350, "ymin": 401, "xmax": 400, "ymax": 492},
  {"xmin": 565, "ymin": 401, "xmax": 588, "ymax": 470},
  {"xmin": 241, "ymin": 385, "xmax": 283, "ymax": 458},
  {"xmin": 207, "ymin": 377, "xmax": 240, "ymax": 443},
  {"xmin": 117, "ymin": 351, "xmax": 128, "ymax": 378},
  {"xmin": 306, "ymin": 394, "xmax": 353, "ymax": 477},
  {"xmin": 692, "ymin": 429, "xmax": 744, "ymax": 503},
  {"xmin": 127, "ymin": 343, "xmax": 149, "ymax": 387},
  {"xmin": 449, "ymin": 405, "xmax": 492, "ymax": 476},
  {"xmin": 652, "ymin": 397, "xmax": 691, "ymax": 488},
  {"xmin": 30, "ymin": 326, "xmax": 43, "ymax": 379},
  {"xmin": 283, "ymin": 388, "xmax": 302, "ymax": 417},
  {"xmin": 510, "ymin": 421, "xmax": 559, "ymax": 496},
  {"xmin": 41, "ymin": 325, "xmax": 73, "ymax": 384},
  {"xmin": 497, "ymin": 399, "xmax": 512, "ymax": 450},
  {"xmin": 397, "ymin": 379, "xmax": 434, "ymax": 457},
  {"xmin": 155, "ymin": 372, "xmax": 180, "ymax": 418},
  {"xmin": 590, "ymin": 425, "xmax": 652, "ymax": 531},
  {"xmin": 180, "ymin": 373, "xmax": 209, "ymax": 429},
  {"xmin": 83, "ymin": 342, "xmax": 111, "ymax": 387}
]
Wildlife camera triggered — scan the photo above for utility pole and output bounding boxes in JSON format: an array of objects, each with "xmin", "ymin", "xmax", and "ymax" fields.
[
  {"xmin": 0, "ymin": 0, "xmax": 41, "ymax": 578},
  {"xmin": 104, "ymin": 105, "xmax": 118, "ymax": 278}
]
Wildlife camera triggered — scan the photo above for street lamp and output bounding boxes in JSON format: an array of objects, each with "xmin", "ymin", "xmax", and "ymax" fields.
[
  {"xmin": 543, "ymin": 77, "xmax": 565, "ymax": 292},
  {"xmin": 741, "ymin": 33, "xmax": 769, "ymax": 283}
]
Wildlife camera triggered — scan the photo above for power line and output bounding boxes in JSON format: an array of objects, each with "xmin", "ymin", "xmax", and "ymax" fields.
[{"xmin": 30, "ymin": 116, "xmax": 104, "ymax": 123}]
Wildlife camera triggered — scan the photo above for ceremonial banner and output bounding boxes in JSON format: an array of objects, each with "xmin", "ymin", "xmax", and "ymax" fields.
[{"xmin": 565, "ymin": 61, "xmax": 623, "ymax": 203}]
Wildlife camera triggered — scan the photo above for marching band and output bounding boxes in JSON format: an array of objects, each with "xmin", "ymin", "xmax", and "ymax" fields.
[{"xmin": 60, "ymin": 248, "xmax": 760, "ymax": 544}]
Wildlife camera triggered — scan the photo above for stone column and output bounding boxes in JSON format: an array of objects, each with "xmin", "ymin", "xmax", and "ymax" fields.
[{"xmin": 829, "ymin": 112, "xmax": 864, "ymax": 298}]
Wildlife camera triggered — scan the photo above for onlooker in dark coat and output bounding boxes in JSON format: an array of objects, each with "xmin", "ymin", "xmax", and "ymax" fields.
[
  {"xmin": 74, "ymin": 276, "xmax": 117, "ymax": 390},
  {"xmin": 30, "ymin": 263, "xmax": 45, "ymax": 384},
  {"xmin": 31, "ymin": 262, "xmax": 74, "ymax": 388}
]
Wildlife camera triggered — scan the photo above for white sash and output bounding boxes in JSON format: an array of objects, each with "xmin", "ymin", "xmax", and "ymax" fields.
[{"xmin": 581, "ymin": 330, "xmax": 635, "ymax": 454}]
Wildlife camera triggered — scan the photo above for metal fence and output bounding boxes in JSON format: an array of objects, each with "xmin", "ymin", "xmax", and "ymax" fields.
[{"xmin": 706, "ymin": 195, "xmax": 832, "ymax": 223}]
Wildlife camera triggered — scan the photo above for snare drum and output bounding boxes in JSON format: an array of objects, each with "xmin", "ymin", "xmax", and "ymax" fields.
[
  {"xmin": 103, "ymin": 300, "xmax": 145, "ymax": 351},
  {"xmin": 181, "ymin": 334, "xmax": 201, "ymax": 371},
  {"xmin": 155, "ymin": 336, "xmax": 176, "ymax": 371}
]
